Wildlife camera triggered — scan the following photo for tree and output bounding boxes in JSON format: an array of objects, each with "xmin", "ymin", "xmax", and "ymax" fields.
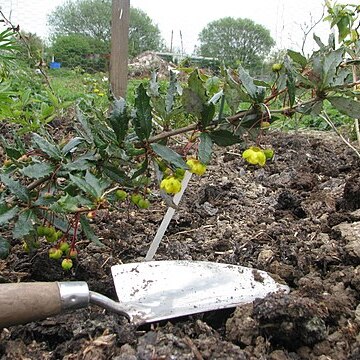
[
  {"xmin": 198, "ymin": 17, "xmax": 275, "ymax": 71},
  {"xmin": 48, "ymin": 0, "xmax": 164, "ymax": 58}
]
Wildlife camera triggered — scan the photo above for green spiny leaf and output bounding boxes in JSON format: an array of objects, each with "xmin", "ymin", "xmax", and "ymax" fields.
[
  {"xmin": 328, "ymin": 96, "xmax": 360, "ymax": 118},
  {"xmin": 165, "ymin": 70, "xmax": 179, "ymax": 113},
  {"xmin": 322, "ymin": 48, "xmax": 344, "ymax": 87},
  {"xmin": 188, "ymin": 70, "xmax": 207, "ymax": 103},
  {"xmin": 102, "ymin": 163, "xmax": 129, "ymax": 185},
  {"xmin": 200, "ymin": 102, "xmax": 215, "ymax": 128},
  {"xmin": 13, "ymin": 209, "xmax": 35, "ymax": 239},
  {"xmin": 76, "ymin": 107, "xmax": 94, "ymax": 143},
  {"xmin": 0, "ymin": 204, "xmax": 19, "ymax": 226},
  {"xmin": 237, "ymin": 65, "xmax": 265, "ymax": 103},
  {"xmin": 287, "ymin": 49, "xmax": 307, "ymax": 68},
  {"xmin": 0, "ymin": 174, "xmax": 29, "ymax": 202},
  {"xmin": 134, "ymin": 83, "xmax": 152, "ymax": 141},
  {"xmin": 151, "ymin": 143, "xmax": 188, "ymax": 169},
  {"xmin": 0, "ymin": 236, "xmax": 10, "ymax": 259},
  {"xmin": 109, "ymin": 98, "xmax": 129, "ymax": 143},
  {"xmin": 20, "ymin": 162, "xmax": 54, "ymax": 180},
  {"xmin": 61, "ymin": 137, "xmax": 84, "ymax": 155},
  {"xmin": 84, "ymin": 171, "xmax": 110, "ymax": 197},
  {"xmin": 208, "ymin": 130, "xmax": 242, "ymax": 146},
  {"xmin": 31, "ymin": 133, "xmax": 62, "ymax": 160},
  {"xmin": 182, "ymin": 88, "xmax": 204, "ymax": 117},
  {"xmin": 63, "ymin": 152, "xmax": 98, "ymax": 172},
  {"xmin": 69, "ymin": 171, "xmax": 109, "ymax": 199},
  {"xmin": 285, "ymin": 56, "xmax": 296, "ymax": 107},
  {"xmin": 50, "ymin": 194, "xmax": 83, "ymax": 213},
  {"xmin": 198, "ymin": 133, "xmax": 213, "ymax": 165},
  {"xmin": 131, "ymin": 158, "xmax": 149, "ymax": 179},
  {"xmin": 80, "ymin": 215, "xmax": 104, "ymax": 247}
]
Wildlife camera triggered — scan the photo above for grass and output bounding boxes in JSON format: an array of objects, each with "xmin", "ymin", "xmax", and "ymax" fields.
[
  {"xmin": 48, "ymin": 68, "xmax": 89, "ymax": 102},
  {"xmin": 48, "ymin": 68, "xmax": 145, "ymax": 106}
]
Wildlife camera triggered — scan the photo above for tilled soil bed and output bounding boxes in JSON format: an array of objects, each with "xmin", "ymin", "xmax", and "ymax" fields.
[{"xmin": 0, "ymin": 129, "xmax": 360, "ymax": 359}]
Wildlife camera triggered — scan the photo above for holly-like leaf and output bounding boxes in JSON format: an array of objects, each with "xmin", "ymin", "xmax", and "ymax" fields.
[
  {"xmin": 84, "ymin": 171, "xmax": 110, "ymax": 197},
  {"xmin": 70, "ymin": 171, "xmax": 110, "ymax": 199},
  {"xmin": 188, "ymin": 70, "xmax": 207, "ymax": 103},
  {"xmin": 80, "ymin": 215, "xmax": 104, "ymax": 247},
  {"xmin": 20, "ymin": 162, "xmax": 54, "ymax": 180},
  {"xmin": 134, "ymin": 83, "xmax": 152, "ymax": 141},
  {"xmin": 208, "ymin": 130, "xmax": 242, "ymax": 146},
  {"xmin": 328, "ymin": 96, "xmax": 360, "ymax": 118},
  {"xmin": 109, "ymin": 98, "xmax": 129, "ymax": 143},
  {"xmin": 61, "ymin": 137, "xmax": 84, "ymax": 155},
  {"xmin": 224, "ymin": 87, "xmax": 242, "ymax": 114},
  {"xmin": 198, "ymin": 133, "xmax": 213, "ymax": 165},
  {"xmin": 182, "ymin": 70, "xmax": 209, "ymax": 117},
  {"xmin": 337, "ymin": 16, "xmax": 350, "ymax": 43},
  {"xmin": 131, "ymin": 158, "xmax": 149, "ymax": 179},
  {"xmin": 0, "ymin": 135, "xmax": 22, "ymax": 159},
  {"xmin": 50, "ymin": 194, "xmax": 81, "ymax": 213},
  {"xmin": 0, "ymin": 174, "xmax": 29, "ymax": 202},
  {"xmin": 200, "ymin": 102, "xmax": 215, "ymax": 128},
  {"xmin": 31, "ymin": 133, "xmax": 62, "ymax": 160},
  {"xmin": 322, "ymin": 48, "xmax": 344, "ymax": 88},
  {"xmin": 102, "ymin": 163, "xmax": 129, "ymax": 185},
  {"xmin": 313, "ymin": 33, "xmax": 326, "ymax": 49},
  {"xmin": 151, "ymin": 143, "xmax": 188, "ymax": 169},
  {"xmin": 76, "ymin": 108, "xmax": 94, "ymax": 143},
  {"xmin": 69, "ymin": 174, "xmax": 97, "ymax": 199},
  {"xmin": 182, "ymin": 88, "xmax": 204, "ymax": 117},
  {"xmin": 0, "ymin": 204, "xmax": 19, "ymax": 226},
  {"xmin": 240, "ymin": 113, "xmax": 261, "ymax": 128},
  {"xmin": 165, "ymin": 70, "xmax": 179, "ymax": 113},
  {"xmin": 296, "ymin": 101, "xmax": 323, "ymax": 115},
  {"xmin": 0, "ymin": 236, "xmax": 10, "ymax": 259},
  {"xmin": 287, "ymin": 49, "xmax": 307, "ymax": 68},
  {"xmin": 285, "ymin": 56, "xmax": 296, "ymax": 107},
  {"xmin": 63, "ymin": 152, "xmax": 98, "ymax": 171},
  {"xmin": 238, "ymin": 65, "xmax": 265, "ymax": 103},
  {"xmin": 12, "ymin": 209, "xmax": 35, "ymax": 239}
]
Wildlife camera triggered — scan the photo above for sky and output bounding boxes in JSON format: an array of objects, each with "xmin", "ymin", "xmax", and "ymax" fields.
[{"xmin": 0, "ymin": 0, "xmax": 334, "ymax": 56}]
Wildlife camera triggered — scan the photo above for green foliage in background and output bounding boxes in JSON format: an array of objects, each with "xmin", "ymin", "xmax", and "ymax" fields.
[
  {"xmin": 48, "ymin": 0, "xmax": 165, "ymax": 64},
  {"xmin": 198, "ymin": 17, "xmax": 275, "ymax": 72},
  {"xmin": 50, "ymin": 34, "xmax": 108, "ymax": 72}
]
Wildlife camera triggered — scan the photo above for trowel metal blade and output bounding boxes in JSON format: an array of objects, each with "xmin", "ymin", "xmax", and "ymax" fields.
[{"xmin": 111, "ymin": 260, "xmax": 289, "ymax": 324}]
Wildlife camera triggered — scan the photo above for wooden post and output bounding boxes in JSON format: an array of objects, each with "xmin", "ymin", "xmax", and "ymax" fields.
[{"xmin": 110, "ymin": 0, "xmax": 130, "ymax": 99}]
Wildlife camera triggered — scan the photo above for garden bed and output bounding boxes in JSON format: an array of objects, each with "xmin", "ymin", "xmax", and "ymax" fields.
[{"xmin": 1, "ymin": 129, "xmax": 359, "ymax": 359}]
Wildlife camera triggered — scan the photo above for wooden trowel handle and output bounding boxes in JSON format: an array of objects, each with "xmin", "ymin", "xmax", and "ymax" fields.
[{"xmin": 0, "ymin": 282, "xmax": 89, "ymax": 328}]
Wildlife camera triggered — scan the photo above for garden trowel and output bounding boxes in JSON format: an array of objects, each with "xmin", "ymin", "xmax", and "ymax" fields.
[{"xmin": 0, "ymin": 260, "xmax": 289, "ymax": 328}]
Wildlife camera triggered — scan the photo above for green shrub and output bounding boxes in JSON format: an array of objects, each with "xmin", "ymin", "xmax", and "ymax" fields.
[{"xmin": 50, "ymin": 34, "xmax": 108, "ymax": 72}]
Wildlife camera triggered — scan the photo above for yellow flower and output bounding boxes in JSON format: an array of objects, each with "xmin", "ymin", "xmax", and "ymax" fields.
[
  {"xmin": 186, "ymin": 158, "xmax": 207, "ymax": 176},
  {"xmin": 93, "ymin": 88, "xmax": 100, "ymax": 93},
  {"xmin": 98, "ymin": 92, "xmax": 105, "ymax": 97},
  {"xmin": 160, "ymin": 176, "xmax": 182, "ymax": 194},
  {"xmin": 242, "ymin": 146, "xmax": 267, "ymax": 166}
]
